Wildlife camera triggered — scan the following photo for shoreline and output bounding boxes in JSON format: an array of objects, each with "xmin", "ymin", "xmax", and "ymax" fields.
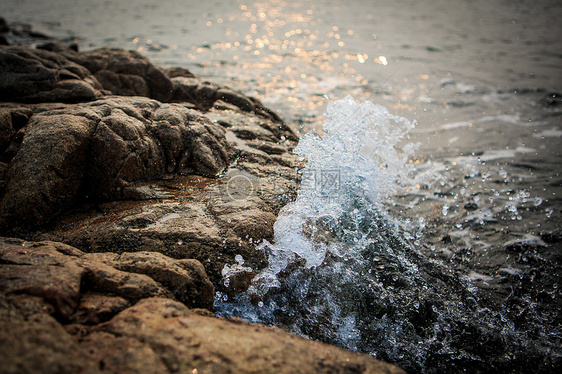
[{"xmin": 1, "ymin": 16, "xmax": 561, "ymax": 374}]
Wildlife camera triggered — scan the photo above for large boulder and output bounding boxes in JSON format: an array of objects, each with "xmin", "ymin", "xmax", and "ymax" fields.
[
  {"xmin": 0, "ymin": 45, "xmax": 294, "ymax": 236},
  {"xmin": 0, "ymin": 44, "xmax": 282, "ymax": 123},
  {"xmin": 62, "ymin": 48, "xmax": 175, "ymax": 102},
  {"xmin": 36, "ymin": 107, "xmax": 301, "ymax": 286},
  {"xmin": 0, "ymin": 96, "xmax": 232, "ymax": 231},
  {"xmin": 94, "ymin": 297, "xmax": 405, "ymax": 374},
  {"xmin": 0, "ymin": 111, "xmax": 96, "ymax": 229},
  {"xmin": 0, "ymin": 80, "xmax": 299, "ymax": 285},
  {"xmin": 0, "ymin": 238, "xmax": 214, "ymax": 316},
  {"xmin": 0, "ymin": 46, "xmax": 104, "ymax": 102}
]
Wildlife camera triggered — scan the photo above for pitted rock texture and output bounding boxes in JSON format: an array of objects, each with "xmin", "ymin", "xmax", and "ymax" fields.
[
  {"xmin": 0, "ymin": 48, "xmax": 301, "ymax": 284},
  {"xmin": 0, "ymin": 238, "xmax": 405, "ymax": 374},
  {"xmin": 37, "ymin": 110, "xmax": 301, "ymax": 287},
  {"xmin": 0, "ymin": 238, "xmax": 214, "ymax": 315},
  {"xmin": 0, "ymin": 46, "xmax": 104, "ymax": 103},
  {"xmin": 62, "ymin": 48, "xmax": 175, "ymax": 102},
  {"xmin": 0, "ymin": 97, "xmax": 232, "ymax": 231},
  {"xmin": 0, "ymin": 38, "xmax": 407, "ymax": 374},
  {"xmin": 0, "ymin": 95, "xmax": 300, "ymax": 286},
  {"xmin": 1, "ymin": 44, "xmax": 286, "ymax": 121}
]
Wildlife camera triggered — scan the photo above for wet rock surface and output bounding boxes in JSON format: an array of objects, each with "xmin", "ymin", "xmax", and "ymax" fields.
[
  {"xmin": 0, "ymin": 238, "xmax": 212, "ymax": 315},
  {"xmin": 0, "ymin": 97, "xmax": 233, "ymax": 231},
  {"xmin": 0, "ymin": 41, "xmax": 301, "ymax": 281},
  {"xmin": 0, "ymin": 41, "xmax": 298, "ymax": 241},
  {"xmin": 0, "ymin": 238, "xmax": 404, "ymax": 374},
  {"xmin": 0, "ymin": 96, "xmax": 300, "ymax": 283}
]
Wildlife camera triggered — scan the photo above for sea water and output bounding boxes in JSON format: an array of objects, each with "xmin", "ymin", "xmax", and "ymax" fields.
[
  {"xmin": 1, "ymin": 0, "xmax": 560, "ymax": 372},
  {"xmin": 216, "ymin": 96, "xmax": 559, "ymax": 372}
]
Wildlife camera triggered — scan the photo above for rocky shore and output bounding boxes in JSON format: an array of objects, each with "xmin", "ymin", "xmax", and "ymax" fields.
[{"xmin": 0, "ymin": 18, "xmax": 404, "ymax": 374}]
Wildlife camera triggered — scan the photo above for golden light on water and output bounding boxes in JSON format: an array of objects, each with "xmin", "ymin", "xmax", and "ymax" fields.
[
  {"xmin": 174, "ymin": 1, "xmax": 378, "ymax": 131},
  {"xmin": 375, "ymin": 55, "xmax": 388, "ymax": 65},
  {"xmin": 344, "ymin": 53, "xmax": 369, "ymax": 64}
]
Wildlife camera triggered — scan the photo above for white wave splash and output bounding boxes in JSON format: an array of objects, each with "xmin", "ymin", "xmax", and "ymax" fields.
[
  {"xmin": 249, "ymin": 95, "xmax": 418, "ymax": 292},
  {"xmin": 216, "ymin": 97, "xmax": 532, "ymax": 373}
]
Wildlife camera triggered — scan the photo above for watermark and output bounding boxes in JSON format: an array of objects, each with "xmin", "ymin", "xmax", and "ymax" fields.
[
  {"xmin": 217, "ymin": 168, "xmax": 343, "ymax": 203},
  {"xmin": 217, "ymin": 169, "xmax": 261, "ymax": 202},
  {"xmin": 301, "ymin": 169, "xmax": 341, "ymax": 192}
]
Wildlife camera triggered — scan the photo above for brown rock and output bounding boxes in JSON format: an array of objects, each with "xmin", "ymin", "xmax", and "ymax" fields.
[
  {"xmin": 26, "ymin": 106, "xmax": 301, "ymax": 286},
  {"xmin": 0, "ymin": 44, "xmax": 267, "ymax": 118},
  {"xmin": 0, "ymin": 45, "xmax": 300, "ymax": 297},
  {"xmin": 0, "ymin": 296, "xmax": 99, "ymax": 374},
  {"xmin": 172, "ymin": 80, "xmax": 221, "ymax": 109},
  {"xmin": 71, "ymin": 293, "xmax": 129, "ymax": 325},
  {"xmin": 0, "ymin": 94, "xmax": 298, "ymax": 289},
  {"xmin": 93, "ymin": 297, "xmax": 405, "ymax": 374},
  {"xmin": 171, "ymin": 77, "xmax": 274, "ymax": 117},
  {"xmin": 165, "ymin": 66, "xmax": 195, "ymax": 78},
  {"xmin": 0, "ymin": 41, "xmax": 406, "ymax": 374},
  {"xmin": 170, "ymin": 76, "xmax": 201, "ymax": 105},
  {"xmin": 86, "ymin": 251, "xmax": 214, "ymax": 309},
  {"xmin": 0, "ymin": 263, "xmax": 84, "ymax": 319},
  {"xmin": 0, "ymin": 46, "xmax": 103, "ymax": 103},
  {"xmin": 0, "ymin": 238, "xmax": 403, "ymax": 374},
  {"xmin": 79, "ymin": 331, "xmax": 168, "ymax": 373},
  {"xmin": 215, "ymin": 88, "xmax": 256, "ymax": 112},
  {"xmin": 63, "ymin": 48, "xmax": 175, "ymax": 102},
  {"xmin": 0, "ymin": 113, "xmax": 95, "ymax": 229},
  {"xmin": 0, "ymin": 237, "xmax": 214, "ymax": 314},
  {"xmin": 0, "ymin": 96, "xmax": 233, "ymax": 231},
  {"xmin": 94, "ymin": 68, "xmax": 150, "ymax": 97},
  {"xmin": 38, "ymin": 165, "xmax": 298, "ymax": 287},
  {"xmin": 217, "ymin": 208, "xmax": 277, "ymax": 240}
]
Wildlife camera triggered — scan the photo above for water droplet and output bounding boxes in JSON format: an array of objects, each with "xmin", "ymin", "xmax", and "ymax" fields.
[{"xmin": 235, "ymin": 254, "xmax": 244, "ymax": 265}]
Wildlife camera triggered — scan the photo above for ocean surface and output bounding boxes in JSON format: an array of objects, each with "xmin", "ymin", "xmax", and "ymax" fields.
[{"xmin": 1, "ymin": 0, "xmax": 561, "ymax": 372}]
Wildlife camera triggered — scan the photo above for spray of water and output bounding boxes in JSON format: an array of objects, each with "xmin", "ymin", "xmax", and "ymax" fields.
[{"xmin": 216, "ymin": 97, "xmax": 556, "ymax": 373}]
